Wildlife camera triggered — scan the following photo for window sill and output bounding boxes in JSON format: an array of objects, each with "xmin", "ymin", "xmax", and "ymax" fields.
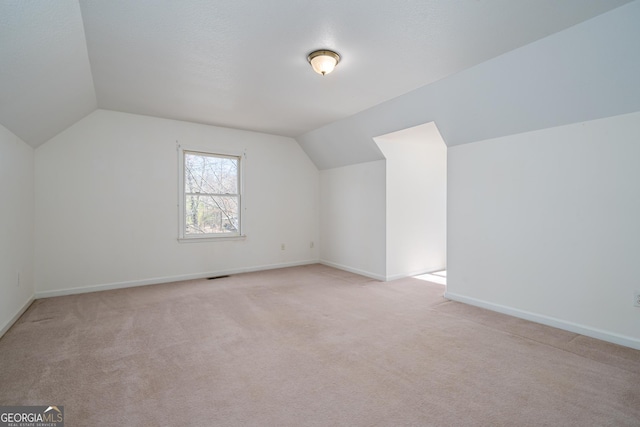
[{"xmin": 178, "ymin": 235, "xmax": 247, "ymax": 244}]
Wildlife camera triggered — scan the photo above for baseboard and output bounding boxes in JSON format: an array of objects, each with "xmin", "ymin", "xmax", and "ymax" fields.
[
  {"xmin": 35, "ymin": 260, "xmax": 318, "ymax": 299},
  {"xmin": 385, "ymin": 267, "xmax": 447, "ymax": 282},
  {"xmin": 320, "ymin": 261, "xmax": 445, "ymax": 282},
  {"xmin": 444, "ymin": 291, "xmax": 640, "ymax": 351},
  {"xmin": 0, "ymin": 294, "xmax": 35, "ymax": 339},
  {"xmin": 319, "ymin": 260, "xmax": 386, "ymax": 281}
]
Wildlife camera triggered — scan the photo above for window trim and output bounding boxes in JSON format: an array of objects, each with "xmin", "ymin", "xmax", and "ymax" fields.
[{"xmin": 177, "ymin": 146, "xmax": 245, "ymax": 242}]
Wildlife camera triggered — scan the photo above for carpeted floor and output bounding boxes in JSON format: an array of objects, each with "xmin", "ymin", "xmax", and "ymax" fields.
[{"xmin": 1, "ymin": 264, "xmax": 639, "ymax": 426}]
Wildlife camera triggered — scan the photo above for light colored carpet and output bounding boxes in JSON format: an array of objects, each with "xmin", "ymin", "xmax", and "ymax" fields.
[{"xmin": 1, "ymin": 264, "xmax": 638, "ymax": 426}]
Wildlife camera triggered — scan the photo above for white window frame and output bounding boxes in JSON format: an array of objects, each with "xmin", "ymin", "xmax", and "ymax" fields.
[{"xmin": 178, "ymin": 146, "xmax": 244, "ymax": 242}]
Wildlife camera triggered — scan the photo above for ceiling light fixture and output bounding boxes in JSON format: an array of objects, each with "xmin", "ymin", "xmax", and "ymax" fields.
[{"xmin": 307, "ymin": 49, "xmax": 340, "ymax": 76}]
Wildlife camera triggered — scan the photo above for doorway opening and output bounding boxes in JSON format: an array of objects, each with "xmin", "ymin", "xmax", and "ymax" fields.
[{"xmin": 374, "ymin": 122, "xmax": 447, "ymax": 281}]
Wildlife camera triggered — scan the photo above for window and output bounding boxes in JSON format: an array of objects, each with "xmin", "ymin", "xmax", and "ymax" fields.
[{"xmin": 179, "ymin": 149, "xmax": 242, "ymax": 240}]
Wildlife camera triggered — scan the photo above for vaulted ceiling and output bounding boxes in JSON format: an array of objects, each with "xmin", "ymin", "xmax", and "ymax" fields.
[{"xmin": 0, "ymin": 0, "xmax": 633, "ymax": 148}]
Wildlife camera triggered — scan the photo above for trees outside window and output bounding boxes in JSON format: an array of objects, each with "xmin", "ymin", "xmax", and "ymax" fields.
[{"xmin": 180, "ymin": 150, "xmax": 241, "ymax": 239}]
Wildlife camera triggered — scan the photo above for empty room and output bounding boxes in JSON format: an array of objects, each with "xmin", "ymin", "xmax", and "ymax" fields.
[{"xmin": 1, "ymin": 1, "xmax": 639, "ymax": 425}]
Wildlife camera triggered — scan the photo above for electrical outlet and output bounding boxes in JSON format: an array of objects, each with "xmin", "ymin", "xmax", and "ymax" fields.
[
  {"xmin": 634, "ymin": 290, "xmax": 640, "ymax": 307},
  {"xmin": 281, "ymin": 243, "xmax": 285, "ymax": 251},
  {"xmin": 310, "ymin": 241, "xmax": 314, "ymax": 249}
]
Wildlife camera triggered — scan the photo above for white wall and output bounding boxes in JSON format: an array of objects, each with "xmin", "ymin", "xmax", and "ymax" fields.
[
  {"xmin": 319, "ymin": 161, "xmax": 386, "ymax": 280},
  {"xmin": 375, "ymin": 122, "xmax": 447, "ymax": 280},
  {"xmin": 0, "ymin": 124, "xmax": 34, "ymax": 335},
  {"xmin": 34, "ymin": 110, "xmax": 319, "ymax": 295},
  {"xmin": 447, "ymin": 111, "xmax": 640, "ymax": 349}
]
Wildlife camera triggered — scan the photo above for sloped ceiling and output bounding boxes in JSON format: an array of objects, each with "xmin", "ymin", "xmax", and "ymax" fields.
[
  {"xmin": 0, "ymin": 1, "xmax": 96, "ymax": 147},
  {"xmin": 0, "ymin": 0, "xmax": 633, "ymax": 149},
  {"xmin": 298, "ymin": 0, "xmax": 640, "ymax": 169}
]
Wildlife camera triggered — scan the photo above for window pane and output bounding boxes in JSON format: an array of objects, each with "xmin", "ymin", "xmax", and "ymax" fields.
[
  {"xmin": 185, "ymin": 153, "xmax": 237, "ymax": 195},
  {"xmin": 185, "ymin": 195, "xmax": 239, "ymax": 235}
]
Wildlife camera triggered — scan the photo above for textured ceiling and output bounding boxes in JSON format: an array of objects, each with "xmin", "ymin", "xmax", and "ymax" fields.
[{"xmin": 0, "ymin": 0, "xmax": 633, "ymax": 147}]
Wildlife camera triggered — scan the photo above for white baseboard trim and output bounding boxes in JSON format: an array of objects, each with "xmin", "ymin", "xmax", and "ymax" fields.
[
  {"xmin": 444, "ymin": 291, "xmax": 640, "ymax": 351},
  {"xmin": 319, "ymin": 260, "xmax": 386, "ymax": 281},
  {"xmin": 319, "ymin": 261, "xmax": 446, "ymax": 282},
  {"xmin": 35, "ymin": 260, "xmax": 318, "ymax": 299},
  {"xmin": 0, "ymin": 294, "xmax": 35, "ymax": 339}
]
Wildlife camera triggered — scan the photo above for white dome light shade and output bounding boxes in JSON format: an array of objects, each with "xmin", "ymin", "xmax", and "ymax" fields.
[{"xmin": 308, "ymin": 50, "xmax": 340, "ymax": 76}]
